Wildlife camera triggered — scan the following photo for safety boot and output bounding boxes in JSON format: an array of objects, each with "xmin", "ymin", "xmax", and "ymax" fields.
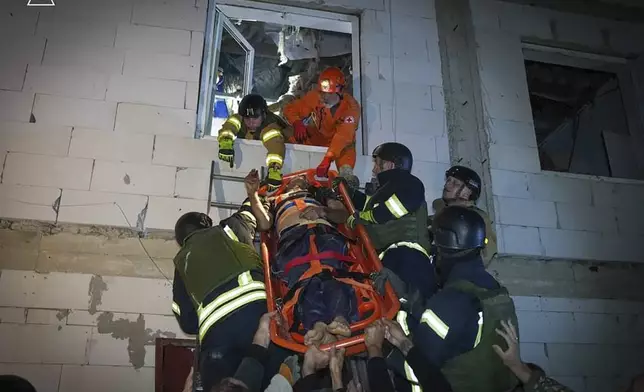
[{"xmin": 266, "ymin": 165, "xmax": 283, "ymax": 191}]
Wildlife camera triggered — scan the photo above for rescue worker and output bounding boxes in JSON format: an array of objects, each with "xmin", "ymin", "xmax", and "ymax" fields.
[
  {"xmin": 218, "ymin": 94, "xmax": 290, "ymax": 189},
  {"xmin": 431, "ymin": 166, "xmax": 497, "ymax": 266},
  {"xmin": 244, "ymin": 168, "xmax": 360, "ymax": 347},
  {"xmin": 405, "ymin": 206, "xmax": 520, "ymax": 392},
  {"xmin": 283, "ymin": 67, "xmax": 361, "ymax": 180},
  {"xmin": 171, "ymin": 199, "xmax": 270, "ymax": 392}
]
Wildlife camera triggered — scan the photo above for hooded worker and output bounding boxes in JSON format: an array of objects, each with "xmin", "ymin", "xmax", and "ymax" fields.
[{"xmin": 283, "ymin": 67, "xmax": 361, "ymax": 181}]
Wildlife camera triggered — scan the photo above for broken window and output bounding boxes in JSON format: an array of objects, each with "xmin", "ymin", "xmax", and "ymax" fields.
[{"xmin": 525, "ymin": 59, "xmax": 643, "ymax": 180}]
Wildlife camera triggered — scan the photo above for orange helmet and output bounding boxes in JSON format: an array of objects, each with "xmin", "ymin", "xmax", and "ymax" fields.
[{"xmin": 318, "ymin": 67, "xmax": 345, "ymax": 93}]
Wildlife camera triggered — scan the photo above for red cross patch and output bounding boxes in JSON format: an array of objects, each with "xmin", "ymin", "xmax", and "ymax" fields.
[{"xmin": 344, "ymin": 116, "xmax": 355, "ymax": 124}]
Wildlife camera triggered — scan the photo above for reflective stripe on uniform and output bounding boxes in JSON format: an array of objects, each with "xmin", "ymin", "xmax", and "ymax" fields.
[
  {"xmin": 420, "ymin": 309, "xmax": 449, "ymax": 339},
  {"xmin": 197, "ymin": 271, "xmax": 266, "ymax": 341},
  {"xmin": 378, "ymin": 241, "xmax": 430, "ymax": 259},
  {"xmin": 219, "ymin": 130, "xmax": 237, "ymax": 140},
  {"xmin": 223, "ymin": 225, "xmax": 239, "ymax": 242},
  {"xmin": 474, "ymin": 311, "xmax": 483, "ymax": 348},
  {"xmin": 397, "ymin": 310, "xmax": 411, "ymax": 336},
  {"xmin": 172, "ymin": 302, "xmax": 181, "ymax": 316},
  {"xmin": 261, "ymin": 129, "xmax": 282, "ymax": 143},
  {"xmin": 240, "ymin": 211, "xmax": 256, "ymax": 222},
  {"xmin": 358, "ymin": 210, "xmax": 376, "ymax": 223},
  {"xmin": 384, "ymin": 194, "xmax": 409, "ymax": 218},
  {"xmin": 266, "ymin": 154, "xmax": 283, "ymax": 166},
  {"xmin": 226, "ymin": 117, "xmax": 242, "ymax": 130},
  {"xmin": 397, "ymin": 311, "xmax": 422, "ymax": 392}
]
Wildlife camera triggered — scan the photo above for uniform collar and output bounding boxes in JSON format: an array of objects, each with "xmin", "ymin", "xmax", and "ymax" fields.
[{"xmin": 376, "ymin": 168, "xmax": 406, "ymax": 184}]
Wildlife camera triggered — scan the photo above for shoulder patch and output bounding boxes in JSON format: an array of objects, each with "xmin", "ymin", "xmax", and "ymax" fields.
[{"xmin": 344, "ymin": 116, "xmax": 355, "ymax": 124}]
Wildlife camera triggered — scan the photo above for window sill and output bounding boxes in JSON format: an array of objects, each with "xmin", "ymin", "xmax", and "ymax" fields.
[{"xmin": 203, "ymin": 136, "xmax": 329, "ymax": 154}]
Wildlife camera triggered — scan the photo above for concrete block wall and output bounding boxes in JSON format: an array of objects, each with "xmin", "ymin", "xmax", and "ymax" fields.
[{"xmin": 470, "ymin": 0, "xmax": 644, "ymax": 262}]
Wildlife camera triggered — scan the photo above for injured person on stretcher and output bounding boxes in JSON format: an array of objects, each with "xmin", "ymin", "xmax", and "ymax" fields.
[{"xmin": 244, "ymin": 169, "xmax": 359, "ymax": 347}]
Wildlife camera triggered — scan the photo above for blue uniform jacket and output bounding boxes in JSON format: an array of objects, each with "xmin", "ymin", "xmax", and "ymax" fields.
[{"xmin": 411, "ymin": 255, "xmax": 501, "ymax": 367}]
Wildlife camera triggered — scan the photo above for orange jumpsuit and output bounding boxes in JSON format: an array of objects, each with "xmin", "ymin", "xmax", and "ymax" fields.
[{"xmin": 283, "ymin": 91, "xmax": 361, "ymax": 169}]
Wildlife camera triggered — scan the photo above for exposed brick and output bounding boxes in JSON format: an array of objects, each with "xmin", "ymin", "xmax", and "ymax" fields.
[
  {"xmin": 26, "ymin": 309, "xmax": 68, "ymax": 325},
  {"xmin": 0, "ymin": 90, "xmax": 34, "ymax": 123},
  {"xmin": 106, "ymin": 75, "xmax": 186, "ymax": 108},
  {"xmin": 490, "ymin": 169, "xmax": 531, "ymax": 199},
  {"xmin": 146, "ymin": 196, "xmax": 208, "ymax": 230},
  {"xmin": 24, "ymin": 65, "xmax": 108, "ymax": 100},
  {"xmin": 0, "ymin": 184, "xmax": 60, "ymax": 223},
  {"xmin": 539, "ymin": 228, "xmax": 603, "ymax": 260},
  {"xmin": 395, "ymin": 107, "xmax": 445, "ymax": 136},
  {"xmin": 32, "ymin": 95, "xmax": 117, "ymax": 131},
  {"xmin": 528, "ymin": 174, "xmax": 592, "ymax": 205},
  {"xmin": 94, "ymin": 275, "xmax": 172, "ymax": 314},
  {"xmin": 0, "ymin": 270, "xmax": 91, "ymax": 310},
  {"xmin": 0, "ymin": 323, "xmax": 90, "ymax": 364},
  {"xmin": 152, "ymin": 135, "xmax": 218, "ymax": 168},
  {"xmin": 0, "ymin": 122, "xmax": 72, "ymax": 156},
  {"xmin": 185, "ymin": 82, "xmax": 199, "ymax": 110},
  {"xmin": 90, "ymin": 160, "xmax": 176, "ymax": 197},
  {"xmin": 42, "ymin": 43, "xmax": 125, "ymax": 74},
  {"xmin": 489, "ymin": 144, "xmax": 541, "ymax": 173},
  {"xmin": 123, "ymin": 51, "xmax": 200, "ymax": 82},
  {"xmin": 69, "ymin": 128, "xmax": 155, "ymax": 164},
  {"xmin": 0, "ymin": 229, "xmax": 41, "ymax": 271},
  {"xmin": 57, "ymin": 190, "xmax": 148, "ymax": 228},
  {"xmin": 114, "ymin": 103, "xmax": 195, "ymax": 137},
  {"xmin": 0, "ymin": 363, "xmax": 62, "ymax": 392},
  {"xmin": 488, "ymin": 118, "xmax": 537, "ymax": 148},
  {"xmin": 0, "ymin": 60, "xmax": 27, "ymax": 91},
  {"xmin": 115, "ymin": 24, "xmax": 191, "ymax": 55},
  {"xmin": 36, "ymin": 18, "xmax": 118, "ymax": 48},
  {"xmin": 0, "ymin": 307, "xmax": 27, "ymax": 324},
  {"xmin": 496, "ymin": 197, "xmax": 557, "ymax": 228},
  {"xmin": 174, "ymin": 168, "xmax": 210, "ymax": 200},
  {"xmin": 500, "ymin": 225, "xmax": 543, "ymax": 256},
  {"xmin": 555, "ymin": 203, "xmax": 618, "ymax": 233},
  {"xmin": 3, "ymin": 153, "xmax": 93, "ymax": 190},
  {"xmin": 58, "ymin": 365, "xmax": 154, "ymax": 392},
  {"xmin": 132, "ymin": 2, "xmax": 206, "ymax": 32}
]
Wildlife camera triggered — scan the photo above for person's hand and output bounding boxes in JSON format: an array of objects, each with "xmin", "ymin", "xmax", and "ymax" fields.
[
  {"xmin": 181, "ymin": 367, "xmax": 194, "ymax": 392},
  {"xmin": 329, "ymin": 345, "xmax": 346, "ymax": 390},
  {"xmin": 364, "ymin": 320, "xmax": 385, "ymax": 358},
  {"xmin": 244, "ymin": 169, "xmax": 261, "ymax": 196},
  {"xmin": 293, "ymin": 120, "xmax": 308, "ymax": 143},
  {"xmin": 381, "ymin": 318, "xmax": 413, "ymax": 356},
  {"xmin": 218, "ymin": 138, "xmax": 235, "ymax": 168},
  {"xmin": 316, "ymin": 156, "xmax": 333, "ymax": 178},
  {"xmin": 252, "ymin": 311, "xmax": 276, "ymax": 348},
  {"xmin": 302, "ymin": 345, "xmax": 331, "ymax": 377},
  {"xmin": 493, "ymin": 319, "xmax": 532, "ymax": 383}
]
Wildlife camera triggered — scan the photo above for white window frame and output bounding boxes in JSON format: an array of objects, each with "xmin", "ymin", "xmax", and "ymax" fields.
[{"xmin": 195, "ymin": 0, "xmax": 365, "ymax": 155}]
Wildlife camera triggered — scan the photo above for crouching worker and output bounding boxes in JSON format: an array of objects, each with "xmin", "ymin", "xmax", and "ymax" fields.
[
  {"xmin": 171, "ymin": 201, "xmax": 269, "ymax": 392},
  {"xmin": 244, "ymin": 168, "xmax": 360, "ymax": 347}
]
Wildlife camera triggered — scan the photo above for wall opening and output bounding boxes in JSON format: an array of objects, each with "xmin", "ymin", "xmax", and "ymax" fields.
[
  {"xmin": 196, "ymin": 0, "xmax": 363, "ymax": 152},
  {"xmin": 523, "ymin": 49, "xmax": 643, "ymax": 180}
]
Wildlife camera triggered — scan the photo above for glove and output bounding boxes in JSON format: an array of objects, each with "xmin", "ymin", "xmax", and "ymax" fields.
[
  {"xmin": 316, "ymin": 156, "xmax": 332, "ymax": 178},
  {"xmin": 293, "ymin": 120, "xmax": 307, "ymax": 143},
  {"xmin": 346, "ymin": 211, "xmax": 370, "ymax": 230},
  {"xmin": 218, "ymin": 138, "xmax": 234, "ymax": 168},
  {"xmin": 373, "ymin": 268, "xmax": 408, "ymax": 297},
  {"xmin": 331, "ymin": 177, "xmax": 356, "ymax": 198}
]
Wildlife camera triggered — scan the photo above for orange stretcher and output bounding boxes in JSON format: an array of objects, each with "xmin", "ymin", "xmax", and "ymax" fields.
[{"xmin": 259, "ymin": 168, "xmax": 400, "ymax": 356}]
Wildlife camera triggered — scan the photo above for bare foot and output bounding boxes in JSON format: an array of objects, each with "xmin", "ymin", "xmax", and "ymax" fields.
[
  {"xmin": 304, "ymin": 322, "xmax": 328, "ymax": 346},
  {"xmin": 327, "ymin": 316, "xmax": 351, "ymax": 338}
]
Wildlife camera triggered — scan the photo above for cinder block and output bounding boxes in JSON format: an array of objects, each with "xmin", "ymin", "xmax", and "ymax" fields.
[
  {"xmin": 362, "ymin": 55, "xmax": 379, "ymax": 81},
  {"xmin": 123, "ymin": 52, "xmax": 200, "ymax": 82},
  {"xmin": 0, "ymin": 34, "xmax": 46, "ymax": 66},
  {"xmin": 528, "ymin": 174, "xmax": 592, "ymax": 205},
  {"xmin": 361, "ymin": 10, "xmax": 390, "ymax": 37},
  {"xmin": 470, "ymin": 0, "xmax": 501, "ymax": 32},
  {"xmin": 0, "ymin": 184, "xmax": 60, "ymax": 223},
  {"xmin": 191, "ymin": 31, "xmax": 204, "ymax": 58},
  {"xmin": 516, "ymin": 310, "xmax": 577, "ymax": 343},
  {"xmin": 42, "ymin": 43, "xmax": 125, "ymax": 74},
  {"xmin": 490, "ymin": 169, "xmax": 531, "ymax": 199},
  {"xmin": 58, "ymin": 365, "xmax": 154, "ymax": 392},
  {"xmin": 547, "ymin": 343, "xmax": 618, "ymax": 377},
  {"xmin": 283, "ymin": 148, "xmax": 313, "ymax": 174},
  {"xmin": 32, "ymin": 94, "xmax": 117, "ymax": 131},
  {"xmin": 364, "ymin": 79, "xmax": 393, "ymax": 105},
  {"xmin": 0, "ymin": 60, "xmax": 27, "ymax": 91},
  {"xmin": 410, "ymin": 161, "xmax": 449, "ymax": 196},
  {"xmin": 0, "ymin": 270, "xmax": 92, "ymax": 310},
  {"xmin": 0, "ymin": 363, "xmax": 62, "ymax": 392},
  {"xmin": 488, "ymin": 144, "xmax": 541, "ymax": 173},
  {"xmin": 496, "ymin": 197, "xmax": 557, "ymax": 228},
  {"xmin": 573, "ymin": 312, "xmax": 622, "ymax": 344},
  {"xmin": 395, "ymin": 107, "xmax": 445, "ymax": 136},
  {"xmin": 500, "ymin": 225, "xmax": 543, "ymax": 256},
  {"xmin": 0, "ymin": 4, "xmax": 39, "ymax": 36},
  {"xmin": 518, "ymin": 343, "xmax": 550, "ymax": 373},
  {"xmin": 430, "ymin": 85, "xmax": 445, "ymax": 112},
  {"xmin": 57, "ymin": 190, "xmax": 149, "ymax": 228},
  {"xmin": 556, "ymin": 13, "xmax": 604, "ymax": 49},
  {"xmin": 498, "ymin": 2, "xmax": 553, "ymax": 40},
  {"xmin": 390, "ymin": 0, "xmax": 435, "ymax": 19},
  {"xmin": 615, "ymin": 206, "xmax": 644, "ymax": 236},
  {"xmin": 211, "ymin": 174, "xmax": 247, "ymax": 204},
  {"xmin": 26, "ymin": 309, "xmax": 69, "ymax": 326},
  {"xmin": 0, "ymin": 90, "xmax": 34, "ymax": 123},
  {"xmin": 24, "ymin": 65, "xmax": 108, "ymax": 100},
  {"xmin": 539, "ymin": 228, "xmax": 602, "ymax": 260},
  {"xmin": 3, "ymin": 153, "xmax": 93, "ymax": 190},
  {"xmin": 394, "ymin": 82, "xmax": 432, "ymax": 110},
  {"xmin": 132, "ymin": 2, "xmax": 206, "ymax": 32},
  {"xmin": 106, "ymin": 75, "xmax": 186, "ymax": 109},
  {"xmin": 0, "ymin": 122, "xmax": 72, "ymax": 156},
  {"xmin": 540, "ymin": 297, "xmax": 608, "ymax": 314},
  {"xmin": 591, "ymin": 181, "xmax": 615, "ymax": 207},
  {"xmin": 152, "ymin": 135, "xmax": 218, "ymax": 168},
  {"xmin": 87, "ymin": 329, "xmax": 132, "ymax": 366},
  {"xmin": 36, "ymin": 18, "xmax": 118, "ymax": 48},
  {"xmin": 67, "ymin": 310, "xmax": 133, "ymax": 327},
  {"xmin": 0, "ymin": 323, "xmax": 90, "ymax": 364},
  {"xmin": 115, "ymin": 24, "xmax": 191, "ymax": 55},
  {"xmin": 488, "ymin": 118, "xmax": 537, "ymax": 148},
  {"xmin": 90, "ymin": 160, "xmax": 176, "ymax": 197},
  {"xmin": 393, "ymin": 58, "xmax": 442, "ymax": 86},
  {"xmin": 0, "ymin": 307, "xmax": 27, "ymax": 324},
  {"xmin": 39, "ymin": 232, "xmax": 146, "ymax": 257},
  {"xmin": 613, "ymin": 183, "xmax": 644, "ymax": 210},
  {"xmin": 37, "ymin": 0, "xmax": 132, "ymax": 25},
  {"xmin": 361, "ymin": 33, "xmax": 391, "ymax": 58},
  {"xmin": 185, "ymin": 82, "xmax": 199, "ymax": 110},
  {"xmin": 115, "ymin": 103, "xmax": 195, "ymax": 138},
  {"xmin": 510, "ymin": 296, "xmax": 542, "ymax": 312},
  {"xmin": 69, "ymin": 128, "xmax": 155, "ymax": 163},
  {"xmin": 175, "ymin": 168, "xmax": 211, "ymax": 200},
  {"xmin": 94, "ymin": 275, "xmax": 172, "ymax": 315},
  {"xmin": 434, "ymin": 135, "xmax": 450, "ymax": 164},
  {"xmin": 144, "ymin": 314, "xmax": 191, "ymax": 339},
  {"xmin": 395, "ymin": 132, "xmax": 437, "ymax": 163},
  {"xmin": 556, "ymin": 203, "xmax": 617, "ymax": 233},
  {"xmin": 146, "ymin": 196, "xmax": 208, "ymax": 230},
  {"xmin": 392, "ymin": 35, "xmax": 429, "ymax": 62}
]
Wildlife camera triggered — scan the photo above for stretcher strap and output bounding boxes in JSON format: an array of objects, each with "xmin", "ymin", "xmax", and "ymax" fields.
[{"xmin": 283, "ymin": 250, "xmax": 357, "ymax": 275}]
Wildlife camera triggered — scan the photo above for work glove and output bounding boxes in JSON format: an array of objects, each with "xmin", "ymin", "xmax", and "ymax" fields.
[
  {"xmin": 346, "ymin": 211, "xmax": 371, "ymax": 230},
  {"xmin": 218, "ymin": 138, "xmax": 234, "ymax": 168},
  {"xmin": 373, "ymin": 268, "xmax": 424, "ymax": 314},
  {"xmin": 331, "ymin": 177, "xmax": 357, "ymax": 198},
  {"xmin": 316, "ymin": 156, "xmax": 333, "ymax": 178},
  {"xmin": 265, "ymin": 166, "xmax": 283, "ymax": 191},
  {"xmin": 293, "ymin": 120, "xmax": 308, "ymax": 143}
]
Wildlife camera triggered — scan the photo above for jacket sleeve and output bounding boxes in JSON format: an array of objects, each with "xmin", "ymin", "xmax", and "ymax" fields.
[
  {"xmin": 218, "ymin": 114, "xmax": 242, "ymax": 141},
  {"xmin": 411, "ymin": 289, "xmax": 480, "ymax": 368},
  {"xmin": 172, "ymin": 269, "xmax": 199, "ymax": 336},
  {"xmin": 283, "ymin": 91, "xmax": 317, "ymax": 124},
  {"xmin": 405, "ymin": 346, "xmax": 453, "ymax": 392},
  {"xmin": 326, "ymin": 98, "xmax": 360, "ymax": 161},
  {"xmin": 361, "ymin": 177, "xmax": 426, "ymax": 225},
  {"xmin": 367, "ymin": 357, "xmax": 396, "ymax": 392},
  {"xmin": 350, "ymin": 189, "xmax": 368, "ymax": 211}
]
